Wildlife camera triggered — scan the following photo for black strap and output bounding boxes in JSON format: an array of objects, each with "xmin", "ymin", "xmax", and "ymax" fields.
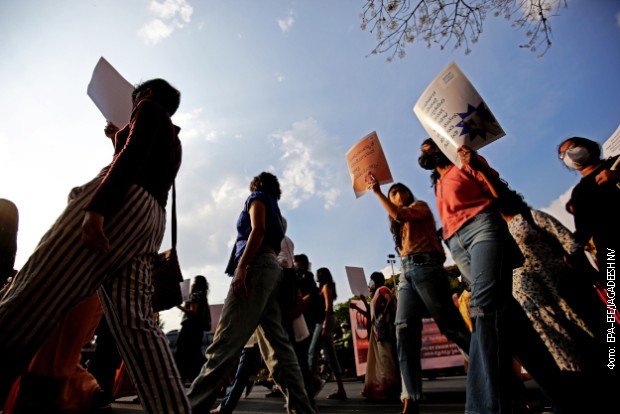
[{"xmin": 171, "ymin": 182, "xmax": 177, "ymax": 249}]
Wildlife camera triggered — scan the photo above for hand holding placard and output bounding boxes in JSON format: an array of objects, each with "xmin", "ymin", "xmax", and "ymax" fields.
[
  {"xmin": 346, "ymin": 131, "xmax": 393, "ymax": 198},
  {"xmin": 413, "ymin": 62, "xmax": 505, "ymax": 166}
]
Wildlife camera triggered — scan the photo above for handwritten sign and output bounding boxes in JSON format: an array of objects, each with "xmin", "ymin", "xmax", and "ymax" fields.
[
  {"xmin": 346, "ymin": 131, "xmax": 393, "ymax": 198},
  {"xmin": 413, "ymin": 62, "xmax": 505, "ymax": 166},
  {"xmin": 603, "ymin": 124, "xmax": 620, "ymax": 159},
  {"xmin": 603, "ymin": 124, "xmax": 620, "ymax": 188}
]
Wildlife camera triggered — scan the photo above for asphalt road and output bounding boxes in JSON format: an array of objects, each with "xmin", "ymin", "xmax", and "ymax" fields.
[{"xmin": 110, "ymin": 375, "xmax": 552, "ymax": 414}]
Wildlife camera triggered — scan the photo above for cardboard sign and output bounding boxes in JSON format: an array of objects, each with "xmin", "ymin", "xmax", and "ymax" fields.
[
  {"xmin": 413, "ymin": 62, "xmax": 505, "ymax": 166},
  {"xmin": 87, "ymin": 56, "xmax": 134, "ymax": 128},
  {"xmin": 346, "ymin": 131, "xmax": 393, "ymax": 198}
]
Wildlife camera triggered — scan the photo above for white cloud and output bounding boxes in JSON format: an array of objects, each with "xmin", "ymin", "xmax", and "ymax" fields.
[
  {"xmin": 211, "ymin": 176, "xmax": 246, "ymax": 205},
  {"xmin": 0, "ymin": 131, "xmax": 8, "ymax": 165},
  {"xmin": 278, "ymin": 10, "xmax": 295, "ymax": 32},
  {"xmin": 139, "ymin": 0, "xmax": 194, "ymax": 45},
  {"xmin": 139, "ymin": 19, "xmax": 174, "ymax": 46},
  {"xmin": 149, "ymin": 0, "xmax": 193, "ymax": 23},
  {"xmin": 275, "ymin": 72, "xmax": 285, "ymax": 83},
  {"xmin": 174, "ymin": 108, "xmax": 222, "ymax": 143},
  {"xmin": 271, "ymin": 118, "xmax": 344, "ymax": 210},
  {"xmin": 616, "ymin": 12, "xmax": 620, "ymax": 28},
  {"xmin": 540, "ymin": 186, "xmax": 575, "ymax": 231}
]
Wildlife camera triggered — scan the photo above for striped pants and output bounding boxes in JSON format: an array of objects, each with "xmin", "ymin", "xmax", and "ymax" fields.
[{"xmin": 0, "ymin": 176, "xmax": 191, "ymax": 413}]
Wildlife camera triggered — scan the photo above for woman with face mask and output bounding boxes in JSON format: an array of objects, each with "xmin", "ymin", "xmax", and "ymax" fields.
[
  {"xmin": 558, "ymin": 137, "xmax": 620, "ymax": 286},
  {"xmin": 557, "ymin": 137, "xmax": 620, "ymax": 402},
  {"xmin": 417, "ymin": 138, "xmax": 588, "ymax": 414}
]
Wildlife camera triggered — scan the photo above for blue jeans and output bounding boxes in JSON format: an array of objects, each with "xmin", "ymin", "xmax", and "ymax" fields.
[
  {"xmin": 446, "ymin": 211, "xmax": 514, "ymax": 414},
  {"xmin": 187, "ymin": 253, "xmax": 314, "ymax": 414},
  {"xmin": 217, "ymin": 344, "xmax": 261, "ymax": 414},
  {"xmin": 308, "ymin": 313, "xmax": 343, "ymax": 376},
  {"xmin": 396, "ymin": 253, "xmax": 471, "ymax": 401}
]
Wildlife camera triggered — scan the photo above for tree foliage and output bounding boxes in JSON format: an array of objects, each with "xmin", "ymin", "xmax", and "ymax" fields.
[{"xmin": 360, "ymin": 0, "xmax": 567, "ymax": 61}]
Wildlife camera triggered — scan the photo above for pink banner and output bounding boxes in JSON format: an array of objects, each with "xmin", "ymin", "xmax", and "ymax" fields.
[
  {"xmin": 349, "ymin": 300, "xmax": 369, "ymax": 376},
  {"xmin": 420, "ymin": 318, "xmax": 465, "ymax": 370}
]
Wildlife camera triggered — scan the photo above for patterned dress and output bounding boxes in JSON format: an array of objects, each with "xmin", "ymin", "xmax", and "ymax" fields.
[
  {"xmin": 362, "ymin": 286, "xmax": 400, "ymax": 400},
  {"xmin": 507, "ymin": 209, "xmax": 593, "ymax": 371}
]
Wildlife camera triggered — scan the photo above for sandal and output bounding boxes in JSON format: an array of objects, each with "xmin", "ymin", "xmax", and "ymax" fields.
[{"xmin": 326, "ymin": 391, "xmax": 348, "ymax": 400}]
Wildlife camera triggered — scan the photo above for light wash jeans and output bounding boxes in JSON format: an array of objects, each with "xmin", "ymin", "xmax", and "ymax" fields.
[
  {"xmin": 396, "ymin": 253, "xmax": 471, "ymax": 401},
  {"xmin": 446, "ymin": 210, "xmax": 514, "ymax": 414},
  {"xmin": 187, "ymin": 253, "xmax": 314, "ymax": 414},
  {"xmin": 308, "ymin": 313, "xmax": 343, "ymax": 377}
]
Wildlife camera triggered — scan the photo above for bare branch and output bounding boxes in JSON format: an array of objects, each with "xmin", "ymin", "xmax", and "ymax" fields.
[{"xmin": 360, "ymin": 0, "xmax": 567, "ymax": 60}]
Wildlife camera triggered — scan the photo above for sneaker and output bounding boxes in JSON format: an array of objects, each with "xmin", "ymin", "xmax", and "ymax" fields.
[
  {"xmin": 326, "ymin": 391, "xmax": 347, "ymax": 400},
  {"xmin": 265, "ymin": 389, "xmax": 284, "ymax": 398}
]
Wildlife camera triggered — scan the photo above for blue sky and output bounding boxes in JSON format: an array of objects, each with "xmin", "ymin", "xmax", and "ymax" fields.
[{"xmin": 1, "ymin": 0, "xmax": 619, "ymax": 330}]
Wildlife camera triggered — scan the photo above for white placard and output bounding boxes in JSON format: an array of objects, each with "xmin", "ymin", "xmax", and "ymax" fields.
[
  {"xmin": 345, "ymin": 266, "xmax": 368, "ymax": 297},
  {"xmin": 413, "ymin": 61, "xmax": 505, "ymax": 166},
  {"xmin": 180, "ymin": 278, "xmax": 191, "ymax": 302},
  {"xmin": 87, "ymin": 56, "xmax": 134, "ymax": 128},
  {"xmin": 603, "ymin": 124, "xmax": 620, "ymax": 160}
]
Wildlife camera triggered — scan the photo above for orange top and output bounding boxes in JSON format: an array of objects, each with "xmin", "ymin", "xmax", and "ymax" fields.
[{"xmin": 396, "ymin": 200, "xmax": 445, "ymax": 261}]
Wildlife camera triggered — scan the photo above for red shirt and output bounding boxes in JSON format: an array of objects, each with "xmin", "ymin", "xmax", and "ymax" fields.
[
  {"xmin": 436, "ymin": 162, "xmax": 496, "ymax": 240},
  {"xmin": 84, "ymin": 99, "xmax": 181, "ymax": 217}
]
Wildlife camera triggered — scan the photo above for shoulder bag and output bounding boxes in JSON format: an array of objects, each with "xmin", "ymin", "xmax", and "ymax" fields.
[{"xmin": 152, "ymin": 182, "xmax": 184, "ymax": 312}]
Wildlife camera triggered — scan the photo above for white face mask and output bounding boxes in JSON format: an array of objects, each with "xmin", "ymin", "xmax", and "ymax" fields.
[{"xmin": 563, "ymin": 146, "xmax": 590, "ymax": 170}]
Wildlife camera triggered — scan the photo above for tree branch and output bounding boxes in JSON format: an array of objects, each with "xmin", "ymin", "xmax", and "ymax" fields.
[{"xmin": 360, "ymin": 0, "xmax": 567, "ymax": 61}]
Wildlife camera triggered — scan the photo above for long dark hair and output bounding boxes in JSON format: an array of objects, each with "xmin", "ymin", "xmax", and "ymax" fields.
[
  {"xmin": 191, "ymin": 275, "xmax": 209, "ymax": 299},
  {"xmin": 316, "ymin": 267, "xmax": 337, "ymax": 301},
  {"xmin": 421, "ymin": 138, "xmax": 452, "ymax": 187},
  {"xmin": 387, "ymin": 182, "xmax": 415, "ymax": 254}
]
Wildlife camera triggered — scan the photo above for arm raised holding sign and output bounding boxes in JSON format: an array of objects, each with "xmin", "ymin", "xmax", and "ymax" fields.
[{"xmin": 365, "ymin": 171, "xmax": 471, "ymax": 410}]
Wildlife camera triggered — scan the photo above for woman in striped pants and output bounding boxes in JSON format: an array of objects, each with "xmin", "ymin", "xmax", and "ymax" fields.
[{"xmin": 0, "ymin": 78, "xmax": 191, "ymax": 413}]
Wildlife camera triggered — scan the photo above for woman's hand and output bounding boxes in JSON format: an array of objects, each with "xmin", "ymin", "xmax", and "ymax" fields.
[
  {"xmin": 365, "ymin": 172, "xmax": 381, "ymax": 193},
  {"xmin": 82, "ymin": 211, "xmax": 109, "ymax": 253},
  {"xmin": 104, "ymin": 122, "xmax": 119, "ymax": 139},
  {"xmin": 457, "ymin": 145, "xmax": 483, "ymax": 170},
  {"xmin": 232, "ymin": 267, "xmax": 249, "ymax": 298},
  {"xmin": 595, "ymin": 169, "xmax": 620, "ymax": 186}
]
